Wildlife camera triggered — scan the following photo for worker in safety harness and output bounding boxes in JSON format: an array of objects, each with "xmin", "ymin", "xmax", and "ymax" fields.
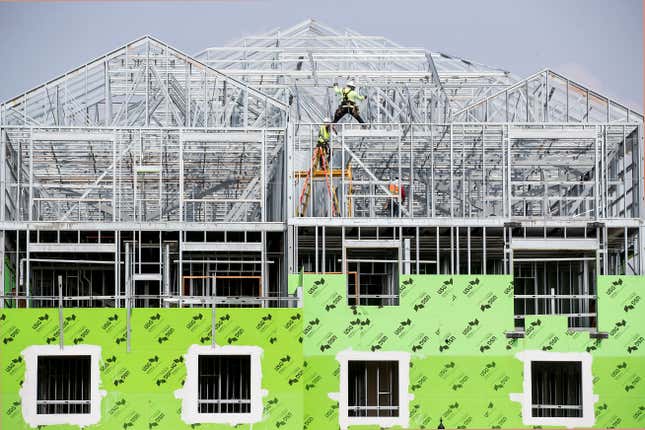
[
  {"xmin": 315, "ymin": 117, "xmax": 333, "ymax": 169},
  {"xmin": 332, "ymin": 80, "xmax": 366, "ymax": 124},
  {"xmin": 385, "ymin": 177, "xmax": 406, "ymax": 216}
]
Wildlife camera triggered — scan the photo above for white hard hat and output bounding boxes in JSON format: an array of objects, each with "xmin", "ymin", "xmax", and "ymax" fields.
[
  {"xmin": 323, "ymin": 117, "xmax": 331, "ymax": 122},
  {"xmin": 347, "ymin": 80, "xmax": 355, "ymax": 87}
]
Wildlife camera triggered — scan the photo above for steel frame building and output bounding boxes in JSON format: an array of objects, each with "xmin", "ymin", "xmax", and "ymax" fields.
[{"xmin": 1, "ymin": 20, "xmax": 643, "ymax": 333}]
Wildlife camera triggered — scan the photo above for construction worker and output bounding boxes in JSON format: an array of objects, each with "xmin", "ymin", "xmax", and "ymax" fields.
[
  {"xmin": 332, "ymin": 80, "xmax": 366, "ymax": 124},
  {"xmin": 385, "ymin": 177, "xmax": 406, "ymax": 216},
  {"xmin": 315, "ymin": 118, "xmax": 332, "ymax": 169}
]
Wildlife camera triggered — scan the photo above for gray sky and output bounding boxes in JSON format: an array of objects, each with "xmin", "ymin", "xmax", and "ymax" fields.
[{"xmin": 0, "ymin": 0, "xmax": 642, "ymax": 110}]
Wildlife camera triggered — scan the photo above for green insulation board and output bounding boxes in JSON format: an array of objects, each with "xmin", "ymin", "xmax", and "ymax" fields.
[{"xmin": 1, "ymin": 274, "xmax": 643, "ymax": 429}]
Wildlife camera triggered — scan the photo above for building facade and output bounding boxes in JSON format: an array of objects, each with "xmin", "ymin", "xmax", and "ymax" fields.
[{"xmin": 1, "ymin": 20, "xmax": 644, "ymax": 429}]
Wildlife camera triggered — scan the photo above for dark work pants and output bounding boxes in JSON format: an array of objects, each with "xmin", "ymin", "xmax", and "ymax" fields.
[{"xmin": 333, "ymin": 105, "xmax": 365, "ymax": 124}]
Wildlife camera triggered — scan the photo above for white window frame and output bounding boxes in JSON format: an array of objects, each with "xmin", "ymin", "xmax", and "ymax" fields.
[
  {"xmin": 19, "ymin": 345, "xmax": 105, "ymax": 427},
  {"xmin": 510, "ymin": 350, "xmax": 598, "ymax": 428},
  {"xmin": 174, "ymin": 344, "xmax": 265, "ymax": 425},
  {"xmin": 329, "ymin": 350, "xmax": 413, "ymax": 430}
]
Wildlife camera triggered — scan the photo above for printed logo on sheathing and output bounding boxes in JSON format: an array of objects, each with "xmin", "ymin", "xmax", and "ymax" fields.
[
  {"xmin": 142, "ymin": 353, "xmax": 161, "ymax": 375},
  {"xmin": 256, "ymin": 311, "xmax": 275, "ymax": 333},
  {"xmin": 609, "ymin": 317, "xmax": 629, "ymax": 339},
  {"xmin": 367, "ymin": 331, "xmax": 388, "ymax": 352},
  {"xmin": 503, "ymin": 279, "xmax": 514, "ymax": 298},
  {"xmin": 598, "ymin": 277, "xmax": 644, "ymax": 346},
  {"xmin": 264, "ymin": 395, "xmax": 280, "ymax": 415},
  {"xmin": 100, "ymin": 353, "xmax": 120, "ymax": 377},
  {"xmin": 632, "ymin": 403, "xmax": 645, "ymax": 425},
  {"xmin": 438, "ymin": 359, "xmax": 457, "ymax": 380},
  {"xmin": 63, "ymin": 309, "xmax": 126, "ymax": 345},
  {"xmin": 5, "ymin": 311, "xmax": 53, "ymax": 347},
  {"xmin": 340, "ymin": 315, "xmax": 361, "ymax": 339},
  {"xmin": 479, "ymin": 360, "xmax": 500, "ymax": 382},
  {"xmin": 597, "ymin": 408, "xmax": 627, "ymax": 429},
  {"xmin": 101, "ymin": 311, "xmax": 124, "ymax": 334},
  {"xmin": 112, "ymin": 364, "xmax": 132, "ymax": 388},
  {"xmin": 476, "ymin": 333, "xmax": 501, "ymax": 355},
  {"xmin": 411, "ymin": 291, "xmax": 431, "ymax": 313},
  {"xmin": 122, "ymin": 410, "xmax": 141, "ymax": 429},
  {"xmin": 524, "ymin": 315, "xmax": 564, "ymax": 351},
  {"xmin": 407, "ymin": 332, "xmax": 429, "ymax": 354},
  {"xmin": 220, "ymin": 323, "xmax": 244, "ymax": 345},
  {"xmin": 306, "ymin": 276, "xmax": 326, "ymax": 299},
  {"xmin": 284, "ymin": 311, "xmax": 302, "ymax": 333},
  {"xmin": 2, "ymin": 323, "xmax": 21, "ymax": 348},
  {"xmin": 505, "ymin": 336, "xmax": 519, "ymax": 351},
  {"xmin": 150, "ymin": 354, "xmax": 185, "ymax": 389},
  {"xmin": 106, "ymin": 396, "xmax": 128, "ymax": 419},
  {"xmin": 274, "ymin": 353, "xmax": 295, "ymax": 375},
  {"xmin": 319, "ymin": 331, "xmax": 340, "ymax": 353},
  {"xmin": 147, "ymin": 409, "xmax": 167, "ymax": 429},
  {"xmin": 440, "ymin": 399, "xmax": 462, "ymax": 423},
  {"xmin": 304, "ymin": 316, "xmax": 323, "ymax": 339},
  {"xmin": 479, "ymin": 359, "xmax": 514, "ymax": 397},
  {"xmin": 131, "ymin": 309, "xmax": 178, "ymax": 350},
  {"xmin": 438, "ymin": 330, "xmax": 457, "ymax": 353},
  {"xmin": 435, "ymin": 276, "xmax": 457, "ymax": 304},
  {"xmin": 30, "ymin": 311, "xmax": 56, "ymax": 337},
  {"xmin": 626, "ymin": 334, "xmax": 644, "ymax": 355},
  {"xmin": 461, "ymin": 277, "xmax": 482, "ymax": 298},
  {"xmin": 478, "ymin": 400, "xmax": 514, "ymax": 429},
  {"xmin": 4, "ymin": 396, "xmax": 21, "ymax": 421},
  {"xmin": 286, "ymin": 365, "xmax": 304, "ymax": 387},
  {"xmin": 4, "ymin": 354, "xmax": 24, "ymax": 378},
  {"xmin": 399, "ymin": 276, "xmax": 415, "ymax": 301},
  {"xmin": 303, "ymin": 412, "xmax": 315, "ymax": 430},
  {"xmin": 622, "ymin": 292, "xmax": 641, "ymax": 314},
  {"xmin": 410, "ymin": 402, "xmax": 435, "ymax": 429},
  {"xmin": 184, "ymin": 312, "xmax": 207, "ymax": 333},
  {"xmin": 409, "ymin": 372, "xmax": 429, "ymax": 393}
]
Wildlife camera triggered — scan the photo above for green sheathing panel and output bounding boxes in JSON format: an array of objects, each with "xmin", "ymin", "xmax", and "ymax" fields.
[
  {"xmin": 299, "ymin": 274, "xmax": 645, "ymax": 429},
  {"xmin": 1, "ymin": 275, "xmax": 643, "ymax": 429},
  {"xmin": 301, "ymin": 274, "xmax": 524, "ymax": 430},
  {"xmin": 1, "ymin": 308, "xmax": 304, "ymax": 430}
]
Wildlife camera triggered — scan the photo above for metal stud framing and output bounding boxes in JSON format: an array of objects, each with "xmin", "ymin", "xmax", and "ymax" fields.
[{"xmin": 0, "ymin": 20, "xmax": 642, "ymax": 325}]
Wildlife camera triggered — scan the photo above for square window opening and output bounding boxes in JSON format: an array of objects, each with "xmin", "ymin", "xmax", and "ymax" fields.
[
  {"xmin": 347, "ymin": 247, "xmax": 399, "ymax": 306},
  {"xmin": 348, "ymin": 360, "xmax": 399, "ymax": 417},
  {"xmin": 198, "ymin": 355, "xmax": 251, "ymax": 414},
  {"xmin": 37, "ymin": 355, "xmax": 91, "ymax": 415},
  {"xmin": 531, "ymin": 361, "xmax": 582, "ymax": 418},
  {"xmin": 514, "ymin": 259, "xmax": 597, "ymax": 330}
]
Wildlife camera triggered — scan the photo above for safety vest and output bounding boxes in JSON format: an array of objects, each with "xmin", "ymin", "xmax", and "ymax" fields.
[
  {"xmin": 341, "ymin": 87, "xmax": 358, "ymax": 107},
  {"xmin": 318, "ymin": 125, "xmax": 330, "ymax": 144},
  {"xmin": 335, "ymin": 85, "xmax": 364, "ymax": 106},
  {"xmin": 390, "ymin": 182, "xmax": 406, "ymax": 202}
]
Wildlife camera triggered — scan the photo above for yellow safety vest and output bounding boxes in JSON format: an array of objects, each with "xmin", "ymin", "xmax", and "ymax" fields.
[
  {"xmin": 318, "ymin": 125, "xmax": 330, "ymax": 144},
  {"xmin": 335, "ymin": 85, "xmax": 365, "ymax": 105}
]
